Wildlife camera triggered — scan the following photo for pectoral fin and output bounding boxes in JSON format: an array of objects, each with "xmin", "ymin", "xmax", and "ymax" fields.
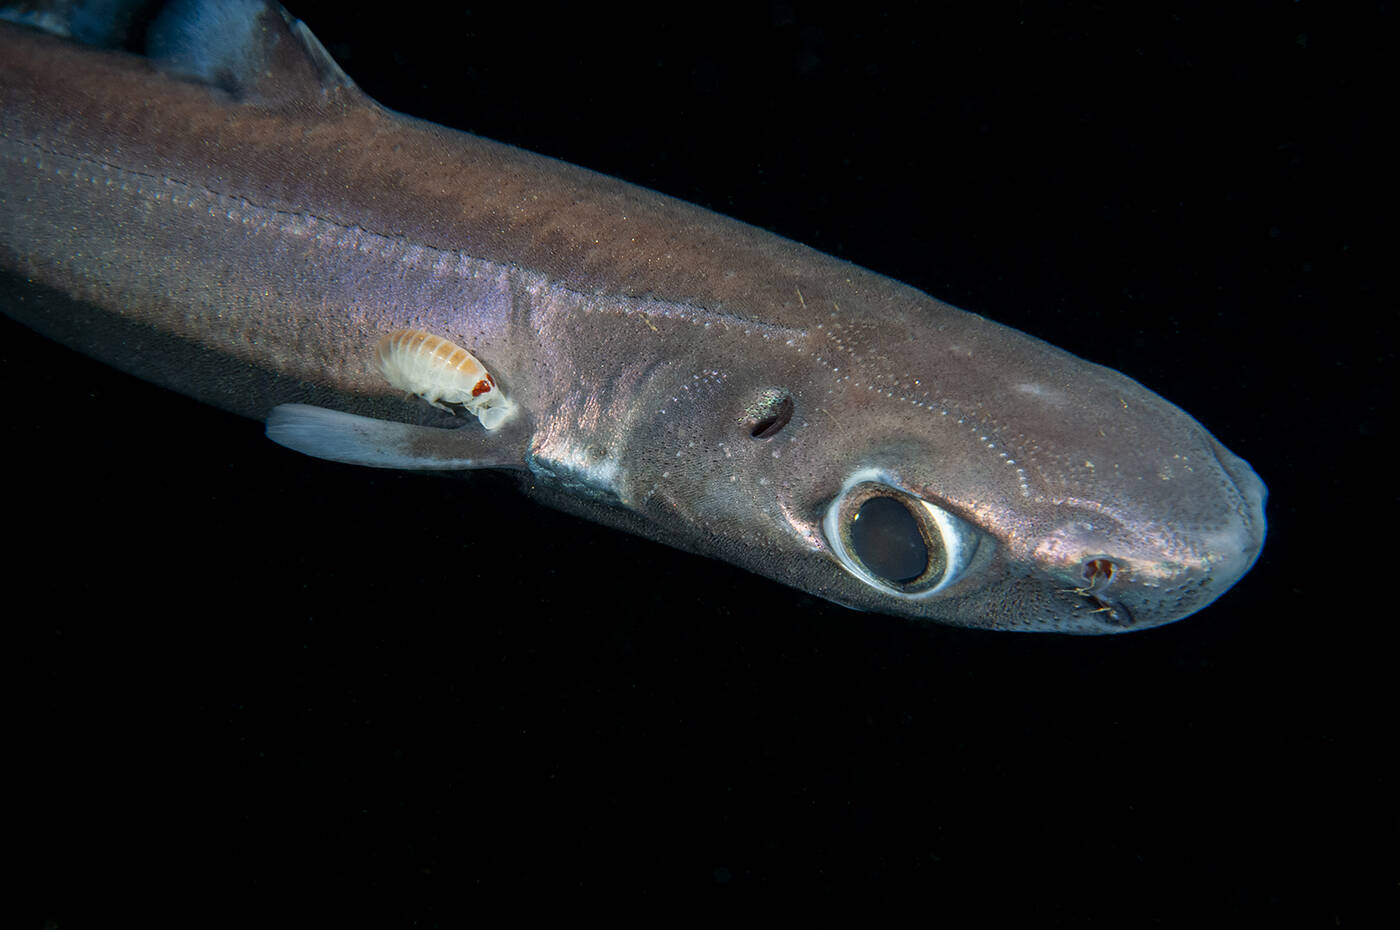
[{"xmin": 265, "ymin": 404, "xmax": 526, "ymax": 470}]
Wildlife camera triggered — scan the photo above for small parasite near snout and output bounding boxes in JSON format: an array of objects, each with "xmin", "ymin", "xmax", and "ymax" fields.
[
  {"xmin": 1074, "ymin": 557, "xmax": 1133, "ymax": 626},
  {"xmin": 1081, "ymin": 558, "xmax": 1117, "ymax": 593},
  {"xmin": 376, "ymin": 328, "xmax": 516, "ymax": 429}
]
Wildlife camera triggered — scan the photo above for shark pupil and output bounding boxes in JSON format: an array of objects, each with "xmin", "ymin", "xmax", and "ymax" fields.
[{"xmin": 850, "ymin": 496, "xmax": 928, "ymax": 584}]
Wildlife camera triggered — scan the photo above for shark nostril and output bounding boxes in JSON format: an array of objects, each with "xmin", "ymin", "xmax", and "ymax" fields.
[
  {"xmin": 1082, "ymin": 557, "xmax": 1119, "ymax": 591},
  {"xmin": 1076, "ymin": 558, "xmax": 1134, "ymax": 626}
]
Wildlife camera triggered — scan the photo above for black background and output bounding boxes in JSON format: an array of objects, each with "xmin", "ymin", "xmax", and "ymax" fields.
[{"xmin": 8, "ymin": 1, "xmax": 1390, "ymax": 923}]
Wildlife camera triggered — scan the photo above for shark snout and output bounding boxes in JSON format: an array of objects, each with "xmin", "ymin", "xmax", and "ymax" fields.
[
  {"xmin": 1200, "ymin": 437, "xmax": 1268, "ymax": 599},
  {"xmin": 1037, "ymin": 443, "xmax": 1266, "ymax": 632},
  {"xmin": 1209, "ymin": 436, "xmax": 1269, "ymax": 567}
]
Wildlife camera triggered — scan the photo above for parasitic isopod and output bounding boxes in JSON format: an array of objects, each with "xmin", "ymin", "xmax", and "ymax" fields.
[{"xmin": 376, "ymin": 328, "xmax": 516, "ymax": 429}]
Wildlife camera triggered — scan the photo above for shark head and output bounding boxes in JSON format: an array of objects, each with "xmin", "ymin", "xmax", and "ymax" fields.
[{"xmin": 612, "ymin": 278, "xmax": 1266, "ymax": 634}]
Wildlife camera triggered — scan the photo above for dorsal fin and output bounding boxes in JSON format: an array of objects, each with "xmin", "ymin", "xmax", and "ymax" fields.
[
  {"xmin": 0, "ymin": 0, "xmax": 155, "ymax": 47},
  {"xmin": 0, "ymin": 1, "xmax": 360, "ymax": 103},
  {"xmin": 147, "ymin": 0, "xmax": 357, "ymax": 103}
]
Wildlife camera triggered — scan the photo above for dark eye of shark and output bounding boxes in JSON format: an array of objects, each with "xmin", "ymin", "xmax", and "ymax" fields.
[
  {"xmin": 823, "ymin": 476, "xmax": 982, "ymax": 597},
  {"xmin": 849, "ymin": 496, "xmax": 930, "ymax": 584}
]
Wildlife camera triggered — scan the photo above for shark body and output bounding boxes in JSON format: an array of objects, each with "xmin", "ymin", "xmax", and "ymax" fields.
[{"xmin": 0, "ymin": 1, "xmax": 1266, "ymax": 632}]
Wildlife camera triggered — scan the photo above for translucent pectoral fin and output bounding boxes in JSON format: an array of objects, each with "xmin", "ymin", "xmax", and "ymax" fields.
[{"xmin": 265, "ymin": 404, "xmax": 526, "ymax": 471}]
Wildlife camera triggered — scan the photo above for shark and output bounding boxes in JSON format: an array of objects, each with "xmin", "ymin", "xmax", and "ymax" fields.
[{"xmin": 0, "ymin": 0, "xmax": 1266, "ymax": 632}]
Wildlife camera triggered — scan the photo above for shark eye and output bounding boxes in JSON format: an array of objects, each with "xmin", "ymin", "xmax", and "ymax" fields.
[
  {"xmin": 823, "ymin": 479, "xmax": 981, "ymax": 597},
  {"xmin": 849, "ymin": 495, "xmax": 932, "ymax": 584}
]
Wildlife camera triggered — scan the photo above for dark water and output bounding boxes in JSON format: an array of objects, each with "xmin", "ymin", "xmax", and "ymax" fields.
[{"xmin": 8, "ymin": 2, "xmax": 1388, "ymax": 923}]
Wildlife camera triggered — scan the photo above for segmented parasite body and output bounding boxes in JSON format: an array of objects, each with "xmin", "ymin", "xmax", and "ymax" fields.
[{"xmin": 376, "ymin": 329, "xmax": 515, "ymax": 429}]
